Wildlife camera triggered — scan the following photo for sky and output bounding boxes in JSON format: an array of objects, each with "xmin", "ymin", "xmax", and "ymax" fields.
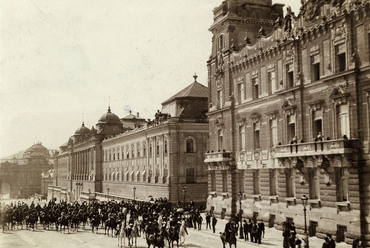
[{"xmin": 0, "ymin": 0, "xmax": 301, "ymax": 157}]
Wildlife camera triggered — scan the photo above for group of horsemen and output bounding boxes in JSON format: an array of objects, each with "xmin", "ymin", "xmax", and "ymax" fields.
[{"xmin": 0, "ymin": 198, "xmax": 197, "ymax": 246}]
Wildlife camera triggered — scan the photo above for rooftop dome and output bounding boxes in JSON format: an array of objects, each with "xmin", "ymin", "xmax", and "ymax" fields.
[
  {"xmin": 98, "ymin": 107, "xmax": 121, "ymax": 124},
  {"xmin": 24, "ymin": 142, "xmax": 49, "ymax": 158},
  {"xmin": 74, "ymin": 122, "xmax": 90, "ymax": 135}
]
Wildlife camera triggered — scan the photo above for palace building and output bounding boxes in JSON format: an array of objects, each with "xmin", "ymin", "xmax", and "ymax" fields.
[
  {"xmin": 50, "ymin": 75, "xmax": 209, "ymax": 206},
  {"xmin": 0, "ymin": 143, "xmax": 53, "ymax": 199},
  {"xmin": 204, "ymin": 0, "xmax": 370, "ymax": 245}
]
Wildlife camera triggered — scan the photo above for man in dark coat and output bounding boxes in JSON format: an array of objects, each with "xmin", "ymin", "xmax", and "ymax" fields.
[
  {"xmin": 326, "ymin": 234, "xmax": 336, "ymax": 248},
  {"xmin": 212, "ymin": 216, "xmax": 217, "ymax": 233},
  {"xmin": 243, "ymin": 220, "xmax": 249, "ymax": 241},
  {"xmin": 205, "ymin": 212, "xmax": 211, "ymax": 230}
]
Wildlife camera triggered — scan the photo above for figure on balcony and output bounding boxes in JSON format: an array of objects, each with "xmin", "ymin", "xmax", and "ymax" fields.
[{"xmin": 290, "ymin": 136, "xmax": 298, "ymax": 144}]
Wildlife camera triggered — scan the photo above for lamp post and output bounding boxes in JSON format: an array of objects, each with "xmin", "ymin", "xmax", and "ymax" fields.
[
  {"xmin": 133, "ymin": 186, "xmax": 136, "ymax": 200},
  {"xmin": 88, "ymin": 189, "xmax": 91, "ymax": 205},
  {"xmin": 107, "ymin": 187, "xmax": 110, "ymax": 198},
  {"xmin": 301, "ymin": 195, "xmax": 309, "ymax": 248},
  {"xmin": 238, "ymin": 192, "xmax": 244, "ymax": 239},
  {"xmin": 182, "ymin": 187, "xmax": 186, "ymax": 209}
]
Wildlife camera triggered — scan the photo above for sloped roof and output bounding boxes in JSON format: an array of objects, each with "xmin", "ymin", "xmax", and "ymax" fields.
[{"xmin": 162, "ymin": 81, "xmax": 208, "ymax": 105}]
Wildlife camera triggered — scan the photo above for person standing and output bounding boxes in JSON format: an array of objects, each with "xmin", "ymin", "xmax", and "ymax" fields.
[
  {"xmin": 322, "ymin": 237, "xmax": 330, "ymax": 248},
  {"xmin": 205, "ymin": 212, "xmax": 211, "ymax": 230},
  {"xmin": 257, "ymin": 220, "xmax": 264, "ymax": 244},
  {"xmin": 352, "ymin": 238, "xmax": 361, "ymax": 248},
  {"xmin": 197, "ymin": 214, "xmax": 203, "ymax": 230},
  {"xmin": 243, "ymin": 220, "xmax": 249, "ymax": 241},
  {"xmin": 251, "ymin": 221, "xmax": 258, "ymax": 243},
  {"xmin": 247, "ymin": 219, "xmax": 253, "ymax": 242},
  {"xmin": 283, "ymin": 225, "xmax": 291, "ymax": 248},
  {"xmin": 326, "ymin": 234, "xmax": 336, "ymax": 248},
  {"xmin": 212, "ymin": 215, "xmax": 217, "ymax": 233}
]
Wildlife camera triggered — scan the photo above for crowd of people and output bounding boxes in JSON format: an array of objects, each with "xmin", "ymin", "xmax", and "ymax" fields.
[{"xmin": 0, "ymin": 198, "xmax": 364, "ymax": 247}]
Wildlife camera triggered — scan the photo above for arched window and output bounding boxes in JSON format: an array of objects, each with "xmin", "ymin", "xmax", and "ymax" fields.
[
  {"xmin": 164, "ymin": 140, "xmax": 168, "ymax": 154},
  {"xmin": 218, "ymin": 34, "xmax": 225, "ymax": 50},
  {"xmin": 186, "ymin": 139, "xmax": 194, "ymax": 153}
]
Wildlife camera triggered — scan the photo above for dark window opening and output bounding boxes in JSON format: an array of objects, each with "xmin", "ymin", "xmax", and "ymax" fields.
[
  {"xmin": 186, "ymin": 168, "xmax": 195, "ymax": 184},
  {"xmin": 312, "ymin": 63, "xmax": 320, "ymax": 81},
  {"xmin": 252, "ymin": 77, "xmax": 259, "ymax": 100},
  {"xmin": 336, "ymin": 225, "xmax": 347, "ymax": 242},
  {"xmin": 314, "ymin": 119, "xmax": 322, "ymax": 138},
  {"xmin": 310, "ymin": 221, "xmax": 318, "ymax": 237},
  {"xmin": 186, "ymin": 139, "xmax": 194, "ymax": 153},
  {"xmin": 288, "ymin": 123, "xmax": 296, "ymax": 141}
]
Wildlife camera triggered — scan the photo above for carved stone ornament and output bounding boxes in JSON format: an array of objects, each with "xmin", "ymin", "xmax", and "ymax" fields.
[
  {"xmin": 303, "ymin": 0, "xmax": 321, "ymax": 21},
  {"xmin": 309, "ymin": 100, "xmax": 324, "ymax": 111}
]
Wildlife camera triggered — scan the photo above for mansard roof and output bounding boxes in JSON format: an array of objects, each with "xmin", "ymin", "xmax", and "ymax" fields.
[{"xmin": 161, "ymin": 81, "xmax": 208, "ymax": 105}]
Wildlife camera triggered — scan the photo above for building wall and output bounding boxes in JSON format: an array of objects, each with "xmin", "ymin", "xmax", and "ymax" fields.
[{"xmin": 205, "ymin": 0, "xmax": 370, "ymax": 245}]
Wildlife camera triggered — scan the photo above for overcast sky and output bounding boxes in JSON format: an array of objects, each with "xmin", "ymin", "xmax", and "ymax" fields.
[{"xmin": 0, "ymin": 0, "xmax": 300, "ymax": 157}]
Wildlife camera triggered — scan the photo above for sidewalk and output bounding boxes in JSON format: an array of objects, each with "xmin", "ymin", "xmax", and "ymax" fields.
[{"xmin": 197, "ymin": 213, "xmax": 351, "ymax": 248}]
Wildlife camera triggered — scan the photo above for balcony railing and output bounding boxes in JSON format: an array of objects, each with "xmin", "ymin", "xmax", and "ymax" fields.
[
  {"xmin": 204, "ymin": 150, "xmax": 232, "ymax": 163},
  {"xmin": 204, "ymin": 150, "xmax": 234, "ymax": 170},
  {"xmin": 273, "ymin": 139, "xmax": 360, "ymax": 159}
]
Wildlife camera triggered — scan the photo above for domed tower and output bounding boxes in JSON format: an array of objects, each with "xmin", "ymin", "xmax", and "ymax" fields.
[
  {"xmin": 74, "ymin": 122, "xmax": 90, "ymax": 137},
  {"xmin": 23, "ymin": 142, "xmax": 50, "ymax": 159},
  {"xmin": 96, "ymin": 106, "xmax": 124, "ymax": 136}
]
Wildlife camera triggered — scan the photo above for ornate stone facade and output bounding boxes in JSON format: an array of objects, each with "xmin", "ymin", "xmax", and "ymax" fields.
[
  {"xmin": 205, "ymin": 0, "xmax": 370, "ymax": 245},
  {"xmin": 51, "ymin": 76, "xmax": 209, "ymax": 205}
]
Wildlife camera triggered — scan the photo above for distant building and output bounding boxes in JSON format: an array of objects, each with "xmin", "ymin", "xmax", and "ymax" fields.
[
  {"xmin": 51, "ymin": 75, "xmax": 209, "ymax": 206},
  {"xmin": 0, "ymin": 143, "xmax": 53, "ymax": 199},
  {"xmin": 204, "ymin": 0, "xmax": 370, "ymax": 245}
]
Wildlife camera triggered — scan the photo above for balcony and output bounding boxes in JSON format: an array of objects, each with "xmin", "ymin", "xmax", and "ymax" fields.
[
  {"xmin": 204, "ymin": 150, "xmax": 234, "ymax": 170},
  {"xmin": 274, "ymin": 139, "xmax": 360, "ymax": 165}
]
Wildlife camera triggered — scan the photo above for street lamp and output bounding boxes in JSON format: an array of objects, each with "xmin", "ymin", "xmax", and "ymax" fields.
[
  {"xmin": 238, "ymin": 192, "xmax": 244, "ymax": 239},
  {"xmin": 182, "ymin": 187, "xmax": 186, "ymax": 209},
  {"xmin": 107, "ymin": 187, "xmax": 110, "ymax": 197},
  {"xmin": 133, "ymin": 186, "xmax": 136, "ymax": 200},
  {"xmin": 88, "ymin": 189, "xmax": 91, "ymax": 205},
  {"xmin": 301, "ymin": 195, "xmax": 309, "ymax": 248}
]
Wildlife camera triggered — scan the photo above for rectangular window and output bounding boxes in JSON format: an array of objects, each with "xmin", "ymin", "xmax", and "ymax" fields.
[
  {"xmin": 310, "ymin": 221, "xmax": 318, "ymax": 236},
  {"xmin": 238, "ymin": 82, "xmax": 245, "ymax": 104},
  {"xmin": 338, "ymin": 104, "xmax": 350, "ymax": 138},
  {"xmin": 286, "ymin": 169, "xmax": 295, "ymax": 198},
  {"xmin": 222, "ymin": 171, "xmax": 227, "ymax": 192},
  {"xmin": 269, "ymin": 169, "xmax": 277, "ymax": 196},
  {"xmin": 254, "ymin": 122, "xmax": 260, "ymax": 149},
  {"xmin": 287, "ymin": 114, "xmax": 296, "ymax": 141},
  {"xmin": 313, "ymin": 110, "xmax": 323, "ymax": 138},
  {"xmin": 186, "ymin": 168, "xmax": 195, "ymax": 184},
  {"xmin": 211, "ymin": 171, "xmax": 216, "ymax": 191},
  {"xmin": 217, "ymin": 90, "xmax": 223, "ymax": 108},
  {"xmin": 335, "ymin": 43, "xmax": 346, "ymax": 72},
  {"xmin": 239, "ymin": 125, "xmax": 246, "ymax": 151},
  {"xmin": 268, "ymin": 71, "xmax": 276, "ymax": 94},
  {"xmin": 311, "ymin": 54, "xmax": 320, "ymax": 81},
  {"xmin": 309, "ymin": 168, "xmax": 319, "ymax": 200},
  {"xmin": 252, "ymin": 77, "xmax": 259, "ymax": 100},
  {"xmin": 270, "ymin": 118, "xmax": 278, "ymax": 147},
  {"xmin": 218, "ymin": 129, "xmax": 224, "ymax": 151},
  {"xmin": 286, "ymin": 64, "xmax": 294, "ymax": 88},
  {"xmin": 253, "ymin": 170, "xmax": 260, "ymax": 194},
  {"xmin": 335, "ymin": 168, "xmax": 349, "ymax": 202},
  {"xmin": 336, "ymin": 225, "xmax": 347, "ymax": 242}
]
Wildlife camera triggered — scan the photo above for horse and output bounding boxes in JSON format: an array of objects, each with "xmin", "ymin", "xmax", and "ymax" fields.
[
  {"xmin": 57, "ymin": 214, "xmax": 70, "ymax": 234},
  {"xmin": 127, "ymin": 220, "xmax": 140, "ymax": 248},
  {"xmin": 117, "ymin": 221, "xmax": 128, "ymax": 248},
  {"xmin": 167, "ymin": 225, "xmax": 180, "ymax": 248},
  {"xmin": 25, "ymin": 212, "xmax": 38, "ymax": 231},
  {"xmin": 220, "ymin": 230, "xmax": 237, "ymax": 248},
  {"xmin": 179, "ymin": 222, "xmax": 188, "ymax": 245},
  {"xmin": 105, "ymin": 217, "xmax": 118, "ymax": 237},
  {"xmin": 146, "ymin": 232, "xmax": 165, "ymax": 248},
  {"xmin": 91, "ymin": 215, "xmax": 101, "ymax": 234}
]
